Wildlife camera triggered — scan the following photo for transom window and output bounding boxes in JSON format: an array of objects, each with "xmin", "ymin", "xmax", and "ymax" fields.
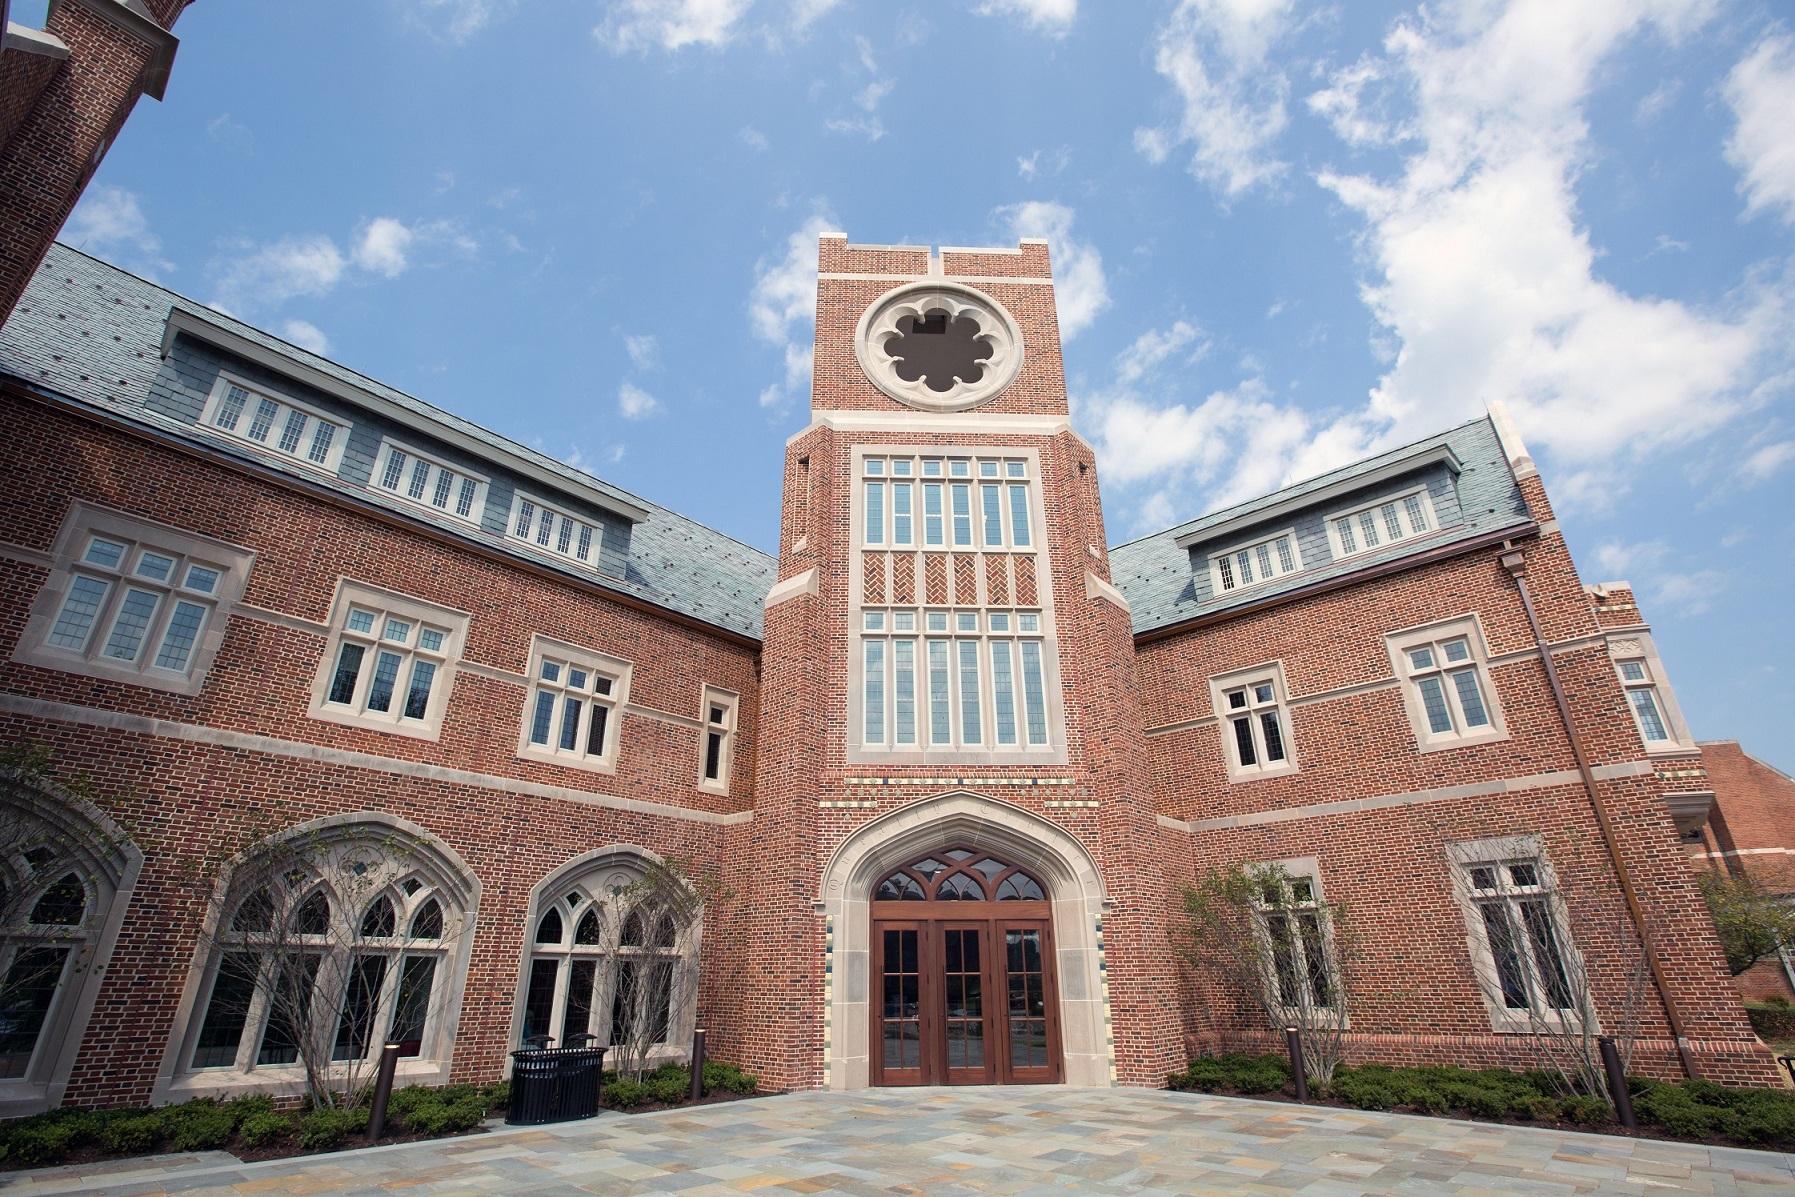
[
  {"xmin": 862, "ymin": 608, "xmax": 1049, "ymax": 751},
  {"xmin": 508, "ymin": 493, "xmax": 608, "ymax": 572},
  {"xmin": 873, "ymin": 849, "xmax": 1046, "ymax": 903},
  {"xmin": 1327, "ymin": 486, "xmax": 1435, "ymax": 560},
  {"xmin": 519, "ymin": 637, "xmax": 629, "ymax": 773},
  {"xmin": 372, "ymin": 440, "xmax": 487, "ymax": 526},
  {"xmin": 200, "ymin": 377, "xmax": 347, "ymax": 473},
  {"xmin": 16, "ymin": 503, "xmax": 253, "ymax": 695},
  {"xmin": 309, "ymin": 582, "xmax": 468, "ymax": 740},
  {"xmin": 1209, "ymin": 530, "xmax": 1299, "ymax": 596},
  {"xmin": 1449, "ymin": 839, "xmax": 1583, "ymax": 1030},
  {"xmin": 863, "ymin": 455, "xmax": 1034, "ymax": 550},
  {"xmin": 1212, "ymin": 666, "xmax": 1295, "ymax": 781},
  {"xmin": 1387, "ymin": 618, "xmax": 1505, "ymax": 752}
]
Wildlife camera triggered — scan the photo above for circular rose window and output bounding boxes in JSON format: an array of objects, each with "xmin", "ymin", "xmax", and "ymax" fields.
[{"xmin": 854, "ymin": 282, "xmax": 1024, "ymax": 411}]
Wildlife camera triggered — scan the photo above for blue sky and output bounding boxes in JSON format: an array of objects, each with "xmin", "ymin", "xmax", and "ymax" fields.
[{"xmin": 45, "ymin": 0, "xmax": 1795, "ymax": 768}]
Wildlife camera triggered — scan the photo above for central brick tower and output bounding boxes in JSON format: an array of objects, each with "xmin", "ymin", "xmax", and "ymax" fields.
[{"xmin": 732, "ymin": 234, "xmax": 1186, "ymax": 1090}]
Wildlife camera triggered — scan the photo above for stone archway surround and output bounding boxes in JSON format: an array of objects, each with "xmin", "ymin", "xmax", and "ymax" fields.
[{"xmin": 815, "ymin": 791, "xmax": 1113, "ymax": 1089}]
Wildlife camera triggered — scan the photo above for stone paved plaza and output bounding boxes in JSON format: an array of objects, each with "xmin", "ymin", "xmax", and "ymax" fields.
[{"xmin": 8, "ymin": 1088, "xmax": 1794, "ymax": 1197}]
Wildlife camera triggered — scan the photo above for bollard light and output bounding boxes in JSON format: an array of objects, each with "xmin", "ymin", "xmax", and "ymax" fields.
[
  {"xmin": 690, "ymin": 1028, "xmax": 707, "ymax": 1103},
  {"xmin": 367, "ymin": 1042, "xmax": 402, "ymax": 1141},
  {"xmin": 1284, "ymin": 1027, "xmax": 1309, "ymax": 1103}
]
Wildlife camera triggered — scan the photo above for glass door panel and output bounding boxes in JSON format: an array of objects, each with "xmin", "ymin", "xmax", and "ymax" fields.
[
  {"xmin": 875, "ymin": 924, "xmax": 925, "ymax": 1084},
  {"xmin": 1002, "ymin": 923, "xmax": 1056, "ymax": 1081},
  {"xmin": 941, "ymin": 925, "xmax": 991, "ymax": 1082}
]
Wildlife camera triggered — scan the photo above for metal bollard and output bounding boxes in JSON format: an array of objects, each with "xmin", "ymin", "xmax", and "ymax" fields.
[
  {"xmin": 1597, "ymin": 1035, "xmax": 1637, "ymax": 1131},
  {"xmin": 1285, "ymin": 1027, "xmax": 1308, "ymax": 1103},
  {"xmin": 690, "ymin": 1028, "xmax": 706, "ymax": 1103},
  {"xmin": 367, "ymin": 1042, "xmax": 402, "ymax": 1141}
]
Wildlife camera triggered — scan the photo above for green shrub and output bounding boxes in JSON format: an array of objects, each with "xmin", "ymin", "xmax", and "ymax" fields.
[
  {"xmin": 603, "ymin": 1078, "xmax": 651, "ymax": 1108},
  {"xmin": 164, "ymin": 1101, "xmax": 238, "ymax": 1152},
  {"xmin": 296, "ymin": 1105, "xmax": 369, "ymax": 1152},
  {"xmin": 1169, "ymin": 1053, "xmax": 1290, "ymax": 1095},
  {"xmin": 238, "ymin": 1111, "xmax": 292, "ymax": 1150},
  {"xmin": 385, "ymin": 1085, "xmax": 437, "ymax": 1123},
  {"xmin": 1559, "ymin": 1096, "xmax": 1612, "ymax": 1126},
  {"xmin": 647, "ymin": 1075, "xmax": 687, "ymax": 1105},
  {"xmin": 6, "ymin": 1121, "xmax": 80, "ymax": 1166},
  {"xmin": 1521, "ymin": 1095, "xmax": 1563, "ymax": 1123},
  {"xmin": 702, "ymin": 1061, "xmax": 757, "ymax": 1095},
  {"xmin": 1635, "ymin": 1084, "xmax": 1721, "ymax": 1140},
  {"xmin": 483, "ymin": 1080, "xmax": 510, "ymax": 1110},
  {"xmin": 97, "ymin": 1113, "xmax": 164, "ymax": 1156},
  {"xmin": 222, "ymin": 1094, "xmax": 275, "ymax": 1127}
]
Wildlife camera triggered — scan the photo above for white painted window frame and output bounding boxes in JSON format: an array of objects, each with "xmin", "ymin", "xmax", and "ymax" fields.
[
  {"xmin": 1208, "ymin": 662, "xmax": 1298, "ymax": 782},
  {"xmin": 516, "ymin": 636, "xmax": 632, "ymax": 775},
  {"xmin": 198, "ymin": 372, "xmax": 349, "ymax": 474},
  {"xmin": 13, "ymin": 502, "xmax": 254, "ymax": 696},
  {"xmin": 1446, "ymin": 835, "xmax": 1591, "ymax": 1034},
  {"xmin": 370, "ymin": 438, "xmax": 489, "ymax": 527},
  {"xmin": 697, "ymin": 686, "xmax": 738, "ymax": 795},
  {"xmin": 307, "ymin": 580, "xmax": 469, "ymax": 741},
  {"xmin": 1606, "ymin": 635, "xmax": 1694, "ymax": 754},
  {"xmin": 1325, "ymin": 484, "xmax": 1437, "ymax": 561},
  {"xmin": 1384, "ymin": 614, "xmax": 1508, "ymax": 753},
  {"xmin": 1206, "ymin": 527, "xmax": 1301, "ymax": 597},
  {"xmin": 506, "ymin": 491, "xmax": 608, "ymax": 572}
]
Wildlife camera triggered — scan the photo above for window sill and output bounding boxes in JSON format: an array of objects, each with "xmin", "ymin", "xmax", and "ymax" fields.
[
  {"xmin": 160, "ymin": 1058, "xmax": 452, "ymax": 1104},
  {"xmin": 518, "ymin": 746, "xmax": 619, "ymax": 776},
  {"xmin": 1642, "ymin": 741, "xmax": 1700, "ymax": 759},
  {"xmin": 1225, "ymin": 761, "xmax": 1299, "ymax": 784},
  {"xmin": 696, "ymin": 778, "xmax": 731, "ymax": 797},
  {"xmin": 1415, "ymin": 727, "xmax": 1510, "ymax": 755},
  {"xmin": 12, "ymin": 643, "xmax": 208, "ymax": 696},
  {"xmin": 308, "ymin": 703, "xmax": 444, "ymax": 742}
]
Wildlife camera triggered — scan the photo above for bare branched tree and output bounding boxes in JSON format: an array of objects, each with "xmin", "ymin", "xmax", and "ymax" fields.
[
  {"xmin": 604, "ymin": 857, "xmax": 726, "ymax": 1082},
  {"xmin": 1447, "ymin": 849, "xmax": 1654, "ymax": 1101},
  {"xmin": 1178, "ymin": 863, "xmax": 1359, "ymax": 1093},
  {"xmin": 185, "ymin": 821, "xmax": 473, "ymax": 1109}
]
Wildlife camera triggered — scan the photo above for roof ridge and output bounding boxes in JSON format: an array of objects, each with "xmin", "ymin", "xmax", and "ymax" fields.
[
  {"xmin": 47, "ymin": 242, "xmax": 774, "ymax": 564},
  {"xmin": 1108, "ymin": 413, "xmax": 1492, "ymax": 552}
]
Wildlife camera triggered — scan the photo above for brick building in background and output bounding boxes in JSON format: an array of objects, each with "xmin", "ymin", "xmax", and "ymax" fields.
[
  {"xmin": 0, "ymin": 233, "xmax": 1782, "ymax": 1116},
  {"xmin": 0, "ymin": 0, "xmax": 186, "ymax": 327},
  {"xmin": 1688, "ymin": 741, "xmax": 1795, "ymax": 1001}
]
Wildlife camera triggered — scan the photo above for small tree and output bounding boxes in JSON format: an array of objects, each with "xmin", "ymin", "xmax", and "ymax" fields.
[
  {"xmin": 1178, "ymin": 863, "xmax": 1358, "ymax": 1093},
  {"xmin": 603, "ymin": 857, "xmax": 725, "ymax": 1082},
  {"xmin": 1697, "ymin": 871, "xmax": 1795, "ymax": 977},
  {"xmin": 186, "ymin": 821, "xmax": 473, "ymax": 1109}
]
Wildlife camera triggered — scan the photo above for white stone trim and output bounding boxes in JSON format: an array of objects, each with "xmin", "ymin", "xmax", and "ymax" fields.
[
  {"xmin": 12, "ymin": 501, "xmax": 256, "ymax": 697},
  {"xmin": 1083, "ymin": 571, "xmax": 1130, "ymax": 613},
  {"xmin": 853, "ymin": 281, "xmax": 1025, "ymax": 412},
  {"xmin": 764, "ymin": 568, "xmax": 819, "ymax": 610},
  {"xmin": 696, "ymin": 686, "xmax": 738, "ymax": 796},
  {"xmin": 1606, "ymin": 632, "xmax": 1697, "ymax": 755},
  {"xmin": 789, "ymin": 411, "xmax": 1084, "ymax": 446},
  {"xmin": 306, "ymin": 579, "xmax": 470, "ymax": 742},
  {"xmin": 814, "ymin": 791, "xmax": 1113, "ymax": 1089},
  {"xmin": 1162, "ymin": 759, "xmax": 1654, "ymax": 832},
  {"xmin": 1487, "ymin": 401, "xmax": 1538, "ymax": 479},
  {"xmin": 1208, "ymin": 661, "xmax": 1299, "ymax": 783},
  {"xmin": 1384, "ymin": 613, "xmax": 1510, "ymax": 754},
  {"xmin": 0, "ymin": 693, "xmax": 751, "ymax": 826},
  {"xmin": 515, "ymin": 635, "xmax": 633, "ymax": 776}
]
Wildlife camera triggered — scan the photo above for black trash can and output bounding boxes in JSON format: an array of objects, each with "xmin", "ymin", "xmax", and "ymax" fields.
[{"xmin": 506, "ymin": 1042, "xmax": 606, "ymax": 1125}]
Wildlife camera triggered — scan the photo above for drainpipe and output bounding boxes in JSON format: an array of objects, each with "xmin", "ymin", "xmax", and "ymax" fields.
[{"xmin": 1499, "ymin": 548, "xmax": 1699, "ymax": 1080}]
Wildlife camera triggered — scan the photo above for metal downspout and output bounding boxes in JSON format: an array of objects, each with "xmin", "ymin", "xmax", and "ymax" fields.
[{"xmin": 1500, "ymin": 549, "xmax": 1699, "ymax": 1079}]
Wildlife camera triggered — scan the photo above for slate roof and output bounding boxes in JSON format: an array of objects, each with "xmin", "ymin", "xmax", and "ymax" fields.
[
  {"xmin": 0, "ymin": 244, "xmax": 776, "ymax": 640},
  {"xmin": 1110, "ymin": 416, "xmax": 1534, "ymax": 636}
]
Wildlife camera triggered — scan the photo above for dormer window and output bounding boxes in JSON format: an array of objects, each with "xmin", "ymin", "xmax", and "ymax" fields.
[
  {"xmin": 199, "ymin": 375, "xmax": 347, "ymax": 473},
  {"xmin": 1208, "ymin": 530, "xmax": 1299, "ymax": 596},
  {"xmin": 372, "ymin": 440, "xmax": 488, "ymax": 526},
  {"xmin": 508, "ymin": 493, "xmax": 610, "ymax": 573},
  {"xmin": 1326, "ymin": 486, "xmax": 1435, "ymax": 560}
]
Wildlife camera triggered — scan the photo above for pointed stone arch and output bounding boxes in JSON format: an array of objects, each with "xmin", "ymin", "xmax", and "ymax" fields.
[{"xmin": 816, "ymin": 791, "xmax": 1113, "ymax": 1088}]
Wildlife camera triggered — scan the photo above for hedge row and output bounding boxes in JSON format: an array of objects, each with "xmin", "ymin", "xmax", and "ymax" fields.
[
  {"xmin": 1746, "ymin": 999, "xmax": 1795, "ymax": 1042},
  {"xmin": 1168, "ymin": 1054, "xmax": 1795, "ymax": 1150}
]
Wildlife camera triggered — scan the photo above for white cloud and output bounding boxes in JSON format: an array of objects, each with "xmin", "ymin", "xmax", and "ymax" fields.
[
  {"xmin": 1724, "ymin": 33, "xmax": 1795, "ymax": 225},
  {"xmin": 1135, "ymin": 0, "xmax": 1296, "ymax": 196},
  {"xmin": 975, "ymin": 0, "xmax": 1076, "ymax": 37},
  {"xmin": 210, "ymin": 235, "xmax": 345, "ymax": 313},
  {"xmin": 352, "ymin": 217, "xmax": 415, "ymax": 278},
  {"xmin": 738, "ymin": 125, "xmax": 770, "ymax": 151},
  {"xmin": 1592, "ymin": 540, "xmax": 1725, "ymax": 615},
  {"xmin": 995, "ymin": 201, "xmax": 1109, "ymax": 338},
  {"xmin": 791, "ymin": 0, "xmax": 841, "ymax": 30},
  {"xmin": 596, "ymin": 0, "xmax": 751, "ymax": 51},
  {"xmin": 1116, "ymin": 320, "xmax": 1205, "ymax": 385},
  {"xmin": 205, "ymin": 113, "xmax": 254, "ymax": 154},
  {"xmin": 826, "ymin": 35, "xmax": 894, "ymax": 141},
  {"xmin": 624, "ymin": 333, "xmax": 660, "ymax": 371},
  {"xmin": 410, "ymin": 0, "xmax": 515, "ymax": 42},
  {"xmin": 749, "ymin": 206, "xmax": 835, "ymax": 411},
  {"xmin": 279, "ymin": 319, "xmax": 330, "ymax": 354},
  {"xmin": 1307, "ymin": 56, "xmax": 1400, "ymax": 147},
  {"xmin": 1017, "ymin": 146, "xmax": 1071, "ymax": 180},
  {"xmin": 1743, "ymin": 439, "xmax": 1795, "ymax": 483},
  {"xmin": 618, "ymin": 381, "xmax": 661, "ymax": 419},
  {"xmin": 64, "ymin": 186, "xmax": 173, "ymax": 280}
]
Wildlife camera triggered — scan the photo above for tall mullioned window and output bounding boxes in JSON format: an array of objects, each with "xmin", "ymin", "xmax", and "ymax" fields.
[
  {"xmin": 518, "ymin": 637, "xmax": 630, "ymax": 773},
  {"xmin": 855, "ymin": 451, "xmax": 1060, "ymax": 760}
]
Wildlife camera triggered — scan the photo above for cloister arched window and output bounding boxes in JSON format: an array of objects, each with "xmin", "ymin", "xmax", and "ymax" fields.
[
  {"xmin": 169, "ymin": 815, "xmax": 477, "ymax": 1101},
  {"xmin": 515, "ymin": 851, "xmax": 700, "ymax": 1064},
  {"xmin": 0, "ymin": 774, "xmax": 140, "ymax": 1113}
]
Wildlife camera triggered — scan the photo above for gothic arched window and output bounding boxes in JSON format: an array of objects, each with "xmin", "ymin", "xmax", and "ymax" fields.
[{"xmin": 177, "ymin": 817, "xmax": 475, "ymax": 1092}]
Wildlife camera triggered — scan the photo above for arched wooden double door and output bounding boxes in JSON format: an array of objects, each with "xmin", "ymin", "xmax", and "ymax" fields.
[{"xmin": 871, "ymin": 847, "xmax": 1063, "ymax": 1086}]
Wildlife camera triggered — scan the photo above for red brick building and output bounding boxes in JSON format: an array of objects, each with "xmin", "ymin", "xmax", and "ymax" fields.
[
  {"xmin": 0, "ymin": 234, "xmax": 1780, "ymax": 1115},
  {"xmin": 0, "ymin": 0, "xmax": 188, "ymax": 326},
  {"xmin": 1688, "ymin": 741, "xmax": 1795, "ymax": 1001}
]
